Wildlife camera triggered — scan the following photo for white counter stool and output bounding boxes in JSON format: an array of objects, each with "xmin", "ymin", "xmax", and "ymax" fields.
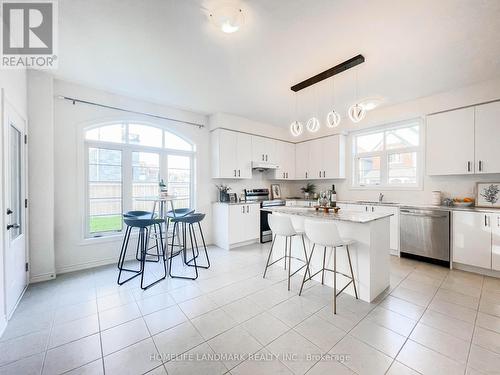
[
  {"xmin": 263, "ymin": 214, "xmax": 309, "ymax": 291},
  {"xmin": 300, "ymin": 219, "xmax": 358, "ymax": 314}
]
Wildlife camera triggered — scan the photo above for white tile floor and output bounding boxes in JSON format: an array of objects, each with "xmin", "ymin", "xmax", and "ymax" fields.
[{"xmin": 1, "ymin": 243, "xmax": 500, "ymax": 375}]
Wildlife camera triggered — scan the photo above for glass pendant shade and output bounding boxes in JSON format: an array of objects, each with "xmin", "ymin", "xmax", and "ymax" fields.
[
  {"xmin": 290, "ymin": 120, "xmax": 303, "ymax": 137},
  {"xmin": 326, "ymin": 110, "xmax": 341, "ymax": 128},
  {"xmin": 348, "ymin": 103, "xmax": 366, "ymax": 123},
  {"xmin": 306, "ymin": 117, "xmax": 320, "ymax": 132}
]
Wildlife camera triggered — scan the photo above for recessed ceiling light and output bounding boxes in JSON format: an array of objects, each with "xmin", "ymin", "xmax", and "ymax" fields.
[{"xmin": 209, "ymin": 6, "xmax": 244, "ymax": 34}]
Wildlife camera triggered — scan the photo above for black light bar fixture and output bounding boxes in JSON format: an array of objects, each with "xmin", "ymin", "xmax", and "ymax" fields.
[{"xmin": 290, "ymin": 54, "xmax": 365, "ymax": 92}]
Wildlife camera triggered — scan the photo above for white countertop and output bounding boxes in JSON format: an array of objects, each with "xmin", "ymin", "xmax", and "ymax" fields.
[
  {"xmin": 213, "ymin": 201, "xmax": 261, "ymax": 206},
  {"xmin": 336, "ymin": 200, "xmax": 500, "ymax": 214},
  {"xmin": 261, "ymin": 206, "xmax": 393, "ymax": 223}
]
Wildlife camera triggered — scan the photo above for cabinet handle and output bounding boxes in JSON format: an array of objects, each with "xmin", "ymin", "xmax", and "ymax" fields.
[
  {"xmin": 319, "ymin": 171, "xmax": 321, "ymax": 178},
  {"xmin": 467, "ymin": 161, "xmax": 471, "ymax": 172},
  {"xmin": 286, "ymin": 172, "xmax": 288, "ymax": 178},
  {"xmin": 323, "ymin": 171, "xmax": 326, "ymax": 178},
  {"xmin": 242, "ymin": 206, "xmax": 245, "ymax": 213},
  {"xmin": 265, "ymin": 155, "xmax": 268, "ymax": 161},
  {"xmin": 485, "ymin": 214, "xmax": 488, "ymax": 227},
  {"xmin": 234, "ymin": 170, "xmax": 237, "ymax": 177},
  {"xmin": 371, "ymin": 206, "xmax": 374, "ymax": 212},
  {"xmin": 479, "ymin": 160, "xmax": 483, "ymax": 172},
  {"xmin": 365, "ymin": 206, "xmax": 368, "ymax": 211},
  {"xmin": 497, "ymin": 216, "xmax": 500, "ymax": 227},
  {"xmin": 246, "ymin": 205, "xmax": 249, "ymax": 213},
  {"xmin": 305, "ymin": 172, "xmax": 308, "ymax": 179},
  {"xmin": 238, "ymin": 170, "xmax": 241, "ymax": 177}
]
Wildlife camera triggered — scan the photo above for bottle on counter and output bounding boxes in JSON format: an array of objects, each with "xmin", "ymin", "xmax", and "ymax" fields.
[{"xmin": 330, "ymin": 184, "xmax": 337, "ymax": 207}]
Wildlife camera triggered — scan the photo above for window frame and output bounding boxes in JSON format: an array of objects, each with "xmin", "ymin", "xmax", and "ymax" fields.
[
  {"xmin": 82, "ymin": 122, "xmax": 195, "ymax": 239},
  {"xmin": 351, "ymin": 119, "xmax": 424, "ymax": 190}
]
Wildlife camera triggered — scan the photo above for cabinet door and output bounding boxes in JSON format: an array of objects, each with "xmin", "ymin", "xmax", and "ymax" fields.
[
  {"xmin": 218, "ymin": 130, "xmax": 238, "ymax": 178},
  {"xmin": 475, "ymin": 101, "xmax": 500, "ymax": 174},
  {"xmin": 284, "ymin": 142, "xmax": 296, "ymax": 179},
  {"xmin": 244, "ymin": 204, "xmax": 260, "ymax": 241},
  {"xmin": 274, "ymin": 141, "xmax": 288, "ymax": 179},
  {"xmin": 426, "ymin": 108, "xmax": 475, "ymax": 175},
  {"xmin": 251, "ymin": 136, "xmax": 276, "ymax": 163},
  {"xmin": 373, "ymin": 206, "xmax": 399, "ymax": 251},
  {"xmin": 237, "ymin": 133, "xmax": 252, "ymax": 178},
  {"xmin": 452, "ymin": 211, "xmax": 491, "ymax": 269},
  {"xmin": 309, "ymin": 139, "xmax": 323, "ymax": 179},
  {"xmin": 295, "ymin": 142, "xmax": 310, "ymax": 179},
  {"xmin": 493, "ymin": 214, "xmax": 500, "ymax": 271},
  {"xmin": 228, "ymin": 205, "xmax": 246, "ymax": 244},
  {"xmin": 322, "ymin": 135, "xmax": 345, "ymax": 179}
]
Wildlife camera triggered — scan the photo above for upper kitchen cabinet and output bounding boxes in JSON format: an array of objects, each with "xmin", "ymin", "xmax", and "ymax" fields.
[
  {"xmin": 295, "ymin": 141, "xmax": 310, "ymax": 179},
  {"xmin": 426, "ymin": 107, "xmax": 475, "ymax": 175},
  {"xmin": 251, "ymin": 136, "xmax": 277, "ymax": 164},
  {"xmin": 305, "ymin": 135, "xmax": 346, "ymax": 180},
  {"xmin": 475, "ymin": 101, "xmax": 500, "ymax": 174},
  {"xmin": 211, "ymin": 129, "xmax": 252, "ymax": 179},
  {"xmin": 274, "ymin": 141, "xmax": 295, "ymax": 180}
]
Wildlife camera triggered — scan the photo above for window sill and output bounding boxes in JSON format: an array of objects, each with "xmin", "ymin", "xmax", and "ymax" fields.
[
  {"xmin": 79, "ymin": 233, "xmax": 127, "ymax": 246},
  {"xmin": 350, "ymin": 185, "xmax": 423, "ymax": 191}
]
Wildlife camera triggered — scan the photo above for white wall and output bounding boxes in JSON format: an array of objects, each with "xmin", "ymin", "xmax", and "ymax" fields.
[
  {"xmin": 0, "ymin": 69, "xmax": 27, "ymax": 334},
  {"xmin": 286, "ymin": 77, "xmax": 500, "ymax": 204},
  {"xmin": 27, "ymin": 71, "xmax": 56, "ymax": 282},
  {"xmin": 51, "ymin": 79, "xmax": 210, "ymax": 274}
]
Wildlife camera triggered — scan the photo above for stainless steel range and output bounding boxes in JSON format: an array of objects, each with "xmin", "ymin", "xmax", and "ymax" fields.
[{"xmin": 244, "ymin": 189, "xmax": 286, "ymax": 243}]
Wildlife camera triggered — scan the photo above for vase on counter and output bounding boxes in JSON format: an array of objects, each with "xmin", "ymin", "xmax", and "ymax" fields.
[
  {"xmin": 304, "ymin": 192, "xmax": 310, "ymax": 199},
  {"xmin": 432, "ymin": 191, "xmax": 441, "ymax": 206}
]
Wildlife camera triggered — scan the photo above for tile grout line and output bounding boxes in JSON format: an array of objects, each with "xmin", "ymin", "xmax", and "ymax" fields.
[{"xmin": 463, "ymin": 275, "xmax": 484, "ymax": 374}]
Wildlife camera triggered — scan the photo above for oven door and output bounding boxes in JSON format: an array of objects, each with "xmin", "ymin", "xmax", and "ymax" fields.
[{"xmin": 260, "ymin": 209, "xmax": 272, "ymax": 243}]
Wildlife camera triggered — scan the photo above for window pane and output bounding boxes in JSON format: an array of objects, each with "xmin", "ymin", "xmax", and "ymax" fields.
[
  {"xmin": 88, "ymin": 147, "xmax": 122, "ymax": 234},
  {"xmin": 164, "ymin": 131, "xmax": 192, "ymax": 151},
  {"xmin": 356, "ymin": 132, "xmax": 384, "ymax": 153},
  {"xmin": 132, "ymin": 152, "xmax": 160, "ymax": 211},
  {"xmin": 85, "ymin": 124, "xmax": 125, "ymax": 143},
  {"xmin": 388, "ymin": 152, "xmax": 417, "ymax": 184},
  {"xmin": 128, "ymin": 124, "xmax": 162, "ymax": 148},
  {"xmin": 358, "ymin": 156, "xmax": 381, "ymax": 185},
  {"xmin": 168, "ymin": 155, "xmax": 190, "ymax": 209},
  {"xmin": 386, "ymin": 125, "xmax": 419, "ymax": 150}
]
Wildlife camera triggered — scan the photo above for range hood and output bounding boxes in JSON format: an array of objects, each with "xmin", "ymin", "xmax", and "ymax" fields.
[{"xmin": 252, "ymin": 161, "xmax": 278, "ymax": 171}]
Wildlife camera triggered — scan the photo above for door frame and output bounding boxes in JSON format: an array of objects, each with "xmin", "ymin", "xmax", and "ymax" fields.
[{"xmin": 1, "ymin": 89, "xmax": 29, "ymax": 320}]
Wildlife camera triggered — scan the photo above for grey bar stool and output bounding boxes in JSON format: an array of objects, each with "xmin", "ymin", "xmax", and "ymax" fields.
[
  {"xmin": 169, "ymin": 213, "xmax": 209, "ymax": 280},
  {"xmin": 263, "ymin": 214, "xmax": 309, "ymax": 291},
  {"xmin": 117, "ymin": 216, "xmax": 166, "ymax": 289},
  {"xmin": 120, "ymin": 210, "xmax": 161, "ymax": 265},
  {"xmin": 165, "ymin": 208, "xmax": 195, "ymax": 256},
  {"xmin": 300, "ymin": 219, "xmax": 358, "ymax": 314}
]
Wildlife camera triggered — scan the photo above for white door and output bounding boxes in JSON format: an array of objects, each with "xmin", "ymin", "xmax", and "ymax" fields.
[
  {"xmin": 295, "ymin": 142, "xmax": 310, "ymax": 179},
  {"xmin": 3, "ymin": 100, "xmax": 28, "ymax": 317},
  {"xmin": 236, "ymin": 133, "xmax": 252, "ymax": 179},
  {"xmin": 475, "ymin": 101, "xmax": 500, "ymax": 174},
  {"xmin": 426, "ymin": 108, "xmax": 475, "ymax": 175},
  {"xmin": 492, "ymin": 214, "xmax": 500, "ymax": 271},
  {"xmin": 452, "ymin": 211, "xmax": 491, "ymax": 269}
]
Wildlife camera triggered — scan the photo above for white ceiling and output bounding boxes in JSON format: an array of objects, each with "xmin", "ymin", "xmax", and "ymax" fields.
[{"xmin": 55, "ymin": 0, "xmax": 500, "ymax": 127}]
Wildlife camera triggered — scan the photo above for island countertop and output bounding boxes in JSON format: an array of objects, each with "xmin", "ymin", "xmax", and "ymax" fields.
[{"xmin": 261, "ymin": 206, "xmax": 393, "ymax": 223}]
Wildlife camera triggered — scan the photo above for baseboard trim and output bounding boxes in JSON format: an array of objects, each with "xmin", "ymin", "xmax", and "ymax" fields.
[
  {"xmin": 30, "ymin": 272, "xmax": 56, "ymax": 283},
  {"xmin": 453, "ymin": 262, "xmax": 500, "ymax": 278}
]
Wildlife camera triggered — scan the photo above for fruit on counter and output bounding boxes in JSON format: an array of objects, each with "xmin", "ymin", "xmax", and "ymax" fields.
[{"xmin": 453, "ymin": 197, "xmax": 474, "ymax": 202}]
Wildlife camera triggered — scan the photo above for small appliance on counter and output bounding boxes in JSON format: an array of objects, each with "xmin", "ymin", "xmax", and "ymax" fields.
[{"xmin": 244, "ymin": 188, "xmax": 286, "ymax": 243}]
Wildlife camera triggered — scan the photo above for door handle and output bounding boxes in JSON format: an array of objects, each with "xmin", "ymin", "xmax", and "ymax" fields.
[{"xmin": 7, "ymin": 223, "xmax": 20, "ymax": 230}]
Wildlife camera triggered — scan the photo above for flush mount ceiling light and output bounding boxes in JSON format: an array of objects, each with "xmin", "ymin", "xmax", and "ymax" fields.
[
  {"xmin": 290, "ymin": 120, "xmax": 303, "ymax": 137},
  {"xmin": 306, "ymin": 117, "xmax": 320, "ymax": 133},
  {"xmin": 209, "ymin": 5, "xmax": 244, "ymax": 33}
]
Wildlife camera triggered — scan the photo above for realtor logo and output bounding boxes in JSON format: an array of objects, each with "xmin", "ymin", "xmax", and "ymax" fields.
[{"xmin": 1, "ymin": 0, "xmax": 58, "ymax": 68}]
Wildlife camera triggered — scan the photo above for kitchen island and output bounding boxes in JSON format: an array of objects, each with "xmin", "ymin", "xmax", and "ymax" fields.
[{"xmin": 262, "ymin": 206, "xmax": 393, "ymax": 302}]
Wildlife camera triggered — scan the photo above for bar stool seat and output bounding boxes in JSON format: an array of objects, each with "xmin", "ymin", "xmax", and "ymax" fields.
[
  {"xmin": 299, "ymin": 219, "xmax": 358, "ymax": 314},
  {"xmin": 263, "ymin": 214, "xmax": 309, "ymax": 291},
  {"xmin": 169, "ymin": 213, "xmax": 209, "ymax": 280},
  {"xmin": 117, "ymin": 216, "xmax": 166, "ymax": 290}
]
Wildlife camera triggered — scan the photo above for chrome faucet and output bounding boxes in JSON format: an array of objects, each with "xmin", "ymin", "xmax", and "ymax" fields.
[{"xmin": 378, "ymin": 193, "xmax": 384, "ymax": 203}]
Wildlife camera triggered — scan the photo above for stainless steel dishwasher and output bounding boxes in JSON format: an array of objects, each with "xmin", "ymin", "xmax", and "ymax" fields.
[{"xmin": 400, "ymin": 208, "xmax": 450, "ymax": 266}]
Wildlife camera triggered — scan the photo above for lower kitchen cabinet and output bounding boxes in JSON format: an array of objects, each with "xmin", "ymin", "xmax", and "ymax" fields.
[
  {"xmin": 452, "ymin": 211, "xmax": 497, "ymax": 270},
  {"xmin": 212, "ymin": 203, "xmax": 260, "ymax": 250}
]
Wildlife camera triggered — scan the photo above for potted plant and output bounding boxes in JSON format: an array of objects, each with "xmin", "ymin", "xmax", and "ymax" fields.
[
  {"xmin": 215, "ymin": 184, "xmax": 231, "ymax": 202},
  {"xmin": 300, "ymin": 182, "xmax": 316, "ymax": 199}
]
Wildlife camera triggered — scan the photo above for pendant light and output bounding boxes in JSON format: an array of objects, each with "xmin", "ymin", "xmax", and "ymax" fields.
[
  {"xmin": 348, "ymin": 68, "xmax": 366, "ymax": 123},
  {"xmin": 326, "ymin": 76, "xmax": 341, "ymax": 128},
  {"xmin": 290, "ymin": 91, "xmax": 303, "ymax": 137},
  {"xmin": 306, "ymin": 86, "xmax": 320, "ymax": 133}
]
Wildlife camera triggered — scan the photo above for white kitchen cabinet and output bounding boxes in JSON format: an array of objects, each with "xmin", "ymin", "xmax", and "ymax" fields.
[
  {"xmin": 274, "ymin": 141, "xmax": 295, "ymax": 180},
  {"xmin": 212, "ymin": 203, "xmax": 260, "ymax": 250},
  {"xmin": 251, "ymin": 136, "xmax": 276, "ymax": 164},
  {"xmin": 322, "ymin": 135, "xmax": 346, "ymax": 179},
  {"xmin": 475, "ymin": 101, "xmax": 500, "ymax": 174},
  {"xmin": 211, "ymin": 129, "xmax": 252, "ymax": 179},
  {"xmin": 493, "ymin": 214, "xmax": 500, "ymax": 271},
  {"xmin": 372, "ymin": 205, "xmax": 400, "ymax": 253},
  {"xmin": 453, "ymin": 211, "xmax": 492, "ymax": 269},
  {"xmin": 426, "ymin": 107, "xmax": 475, "ymax": 175},
  {"xmin": 295, "ymin": 142, "xmax": 310, "ymax": 179}
]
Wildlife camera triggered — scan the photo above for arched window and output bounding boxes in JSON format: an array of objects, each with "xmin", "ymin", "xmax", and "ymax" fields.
[{"xmin": 84, "ymin": 122, "xmax": 194, "ymax": 237}]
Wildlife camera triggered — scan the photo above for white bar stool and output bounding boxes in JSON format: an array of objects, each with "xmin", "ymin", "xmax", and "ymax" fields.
[
  {"xmin": 263, "ymin": 214, "xmax": 309, "ymax": 291},
  {"xmin": 300, "ymin": 219, "xmax": 358, "ymax": 314}
]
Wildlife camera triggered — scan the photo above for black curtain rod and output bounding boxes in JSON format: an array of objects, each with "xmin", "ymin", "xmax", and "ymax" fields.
[{"xmin": 56, "ymin": 95, "xmax": 205, "ymax": 129}]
